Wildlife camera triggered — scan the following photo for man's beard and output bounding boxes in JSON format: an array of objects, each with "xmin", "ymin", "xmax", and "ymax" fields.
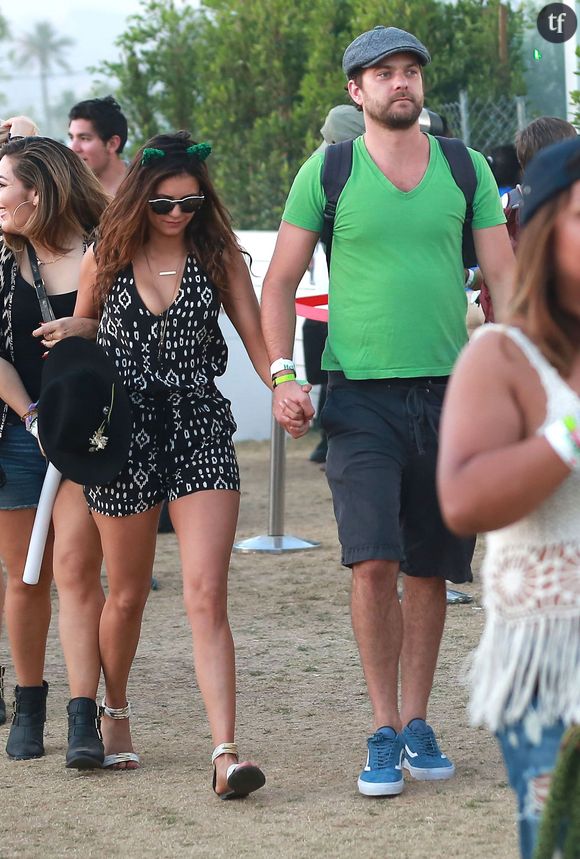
[{"xmin": 365, "ymin": 96, "xmax": 423, "ymax": 130}]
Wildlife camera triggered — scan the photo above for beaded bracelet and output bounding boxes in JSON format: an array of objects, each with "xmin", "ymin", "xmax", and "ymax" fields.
[
  {"xmin": 21, "ymin": 402, "xmax": 39, "ymax": 439},
  {"xmin": 543, "ymin": 414, "xmax": 580, "ymax": 470}
]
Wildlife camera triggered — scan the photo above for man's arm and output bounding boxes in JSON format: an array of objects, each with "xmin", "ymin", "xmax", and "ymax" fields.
[
  {"xmin": 261, "ymin": 221, "xmax": 319, "ymax": 436},
  {"xmin": 473, "ymin": 224, "xmax": 515, "ymax": 322}
]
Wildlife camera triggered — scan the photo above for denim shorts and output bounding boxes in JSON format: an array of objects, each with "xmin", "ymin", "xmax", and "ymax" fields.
[
  {"xmin": 320, "ymin": 372, "xmax": 475, "ymax": 580},
  {"xmin": 0, "ymin": 423, "xmax": 47, "ymax": 510},
  {"xmin": 497, "ymin": 707, "xmax": 567, "ymax": 859}
]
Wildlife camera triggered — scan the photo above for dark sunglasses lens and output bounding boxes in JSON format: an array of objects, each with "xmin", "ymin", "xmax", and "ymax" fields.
[
  {"xmin": 179, "ymin": 197, "xmax": 204, "ymax": 213},
  {"xmin": 149, "ymin": 197, "xmax": 204, "ymax": 215},
  {"xmin": 149, "ymin": 199, "xmax": 173, "ymax": 215}
]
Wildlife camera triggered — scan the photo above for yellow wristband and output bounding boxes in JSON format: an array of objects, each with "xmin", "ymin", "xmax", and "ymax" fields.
[{"xmin": 272, "ymin": 373, "xmax": 296, "ymax": 388}]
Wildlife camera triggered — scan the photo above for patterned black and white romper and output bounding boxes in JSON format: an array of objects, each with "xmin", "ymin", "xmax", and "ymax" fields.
[{"xmin": 85, "ymin": 255, "xmax": 239, "ymax": 517}]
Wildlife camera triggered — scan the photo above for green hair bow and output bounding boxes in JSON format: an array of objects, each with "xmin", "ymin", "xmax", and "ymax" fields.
[
  {"xmin": 186, "ymin": 142, "xmax": 212, "ymax": 161},
  {"xmin": 141, "ymin": 147, "xmax": 165, "ymax": 165},
  {"xmin": 141, "ymin": 142, "xmax": 212, "ymax": 166}
]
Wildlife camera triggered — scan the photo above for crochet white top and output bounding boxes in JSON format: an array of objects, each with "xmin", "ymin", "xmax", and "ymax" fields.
[{"xmin": 468, "ymin": 325, "xmax": 580, "ymax": 731}]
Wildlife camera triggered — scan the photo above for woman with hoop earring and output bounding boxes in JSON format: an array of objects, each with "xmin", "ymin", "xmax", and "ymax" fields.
[{"xmin": 0, "ymin": 130, "xmax": 110, "ymax": 767}]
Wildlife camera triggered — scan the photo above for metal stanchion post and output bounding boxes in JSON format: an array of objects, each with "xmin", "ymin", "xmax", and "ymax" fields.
[{"xmin": 233, "ymin": 410, "xmax": 320, "ymax": 554}]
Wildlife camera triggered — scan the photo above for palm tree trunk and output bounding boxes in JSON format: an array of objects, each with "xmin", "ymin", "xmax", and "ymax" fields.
[{"xmin": 40, "ymin": 64, "xmax": 51, "ymax": 137}]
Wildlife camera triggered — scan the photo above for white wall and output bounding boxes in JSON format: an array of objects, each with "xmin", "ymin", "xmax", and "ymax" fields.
[{"xmin": 219, "ymin": 231, "xmax": 328, "ymax": 441}]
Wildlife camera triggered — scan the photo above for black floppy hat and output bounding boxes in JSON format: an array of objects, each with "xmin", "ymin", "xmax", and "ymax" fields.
[{"xmin": 38, "ymin": 337, "xmax": 132, "ymax": 485}]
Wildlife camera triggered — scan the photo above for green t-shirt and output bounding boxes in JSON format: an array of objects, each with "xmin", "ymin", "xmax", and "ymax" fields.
[{"xmin": 282, "ymin": 134, "xmax": 505, "ymax": 379}]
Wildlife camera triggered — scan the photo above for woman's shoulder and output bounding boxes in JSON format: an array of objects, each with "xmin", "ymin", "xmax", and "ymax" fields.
[
  {"xmin": 454, "ymin": 324, "xmax": 536, "ymax": 393},
  {"xmin": 465, "ymin": 323, "xmax": 525, "ymax": 360}
]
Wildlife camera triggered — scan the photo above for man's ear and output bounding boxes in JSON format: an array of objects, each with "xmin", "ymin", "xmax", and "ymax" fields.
[
  {"xmin": 347, "ymin": 79, "xmax": 364, "ymax": 107},
  {"xmin": 106, "ymin": 135, "xmax": 122, "ymax": 155}
]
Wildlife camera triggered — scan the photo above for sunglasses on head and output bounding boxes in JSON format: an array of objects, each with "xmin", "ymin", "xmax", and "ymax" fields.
[{"xmin": 147, "ymin": 195, "xmax": 205, "ymax": 215}]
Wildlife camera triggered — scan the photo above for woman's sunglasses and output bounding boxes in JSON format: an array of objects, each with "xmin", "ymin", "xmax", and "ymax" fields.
[{"xmin": 147, "ymin": 195, "xmax": 205, "ymax": 215}]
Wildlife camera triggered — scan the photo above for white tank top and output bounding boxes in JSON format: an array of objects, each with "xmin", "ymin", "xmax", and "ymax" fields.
[{"xmin": 468, "ymin": 325, "xmax": 580, "ymax": 731}]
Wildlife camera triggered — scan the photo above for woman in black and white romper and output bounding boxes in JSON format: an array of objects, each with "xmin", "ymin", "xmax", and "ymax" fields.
[{"xmin": 76, "ymin": 133, "xmax": 273, "ymax": 797}]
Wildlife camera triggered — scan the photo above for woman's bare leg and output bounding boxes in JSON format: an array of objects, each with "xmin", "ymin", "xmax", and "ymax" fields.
[
  {"xmin": 169, "ymin": 490, "xmax": 242, "ymax": 795},
  {"xmin": 93, "ymin": 505, "xmax": 160, "ymax": 768},
  {"xmin": 0, "ymin": 510, "xmax": 53, "ymax": 686},
  {"xmin": 52, "ymin": 482, "xmax": 104, "ymax": 699}
]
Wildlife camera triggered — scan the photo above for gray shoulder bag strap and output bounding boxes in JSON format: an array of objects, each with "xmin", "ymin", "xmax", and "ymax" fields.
[{"xmin": 25, "ymin": 241, "xmax": 56, "ymax": 323}]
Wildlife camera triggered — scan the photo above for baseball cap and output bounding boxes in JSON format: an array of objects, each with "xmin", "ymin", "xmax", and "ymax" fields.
[
  {"xmin": 520, "ymin": 136, "xmax": 580, "ymax": 226},
  {"xmin": 342, "ymin": 26, "xmax": 431, "ymax": 78}
]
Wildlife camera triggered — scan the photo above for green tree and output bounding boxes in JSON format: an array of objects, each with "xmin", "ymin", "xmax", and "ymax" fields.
[
  {"xmin": 296, "ymin": 0, "xmax": 356, "ymax": 154},
  {"xmin": 570, "ymin": 45, "xmax": 580, "ymax": 126},
  {"xmin": 347, "ymin": 0, "xmax": 525, "ymax": 109},
  {"xmin": 96, "ymin": 0, "xmax": 527, "ymax": 228},
  {"xmin": 93, "ymin": 0, "xmax": 202, "ymax": 149},
  {"xmin": 12, "ymin": 21, "xmax": 74, "ymax": 136},
  {"xmin": 196, "ymin": 0, "xmax": 314, "ymax": 228}
]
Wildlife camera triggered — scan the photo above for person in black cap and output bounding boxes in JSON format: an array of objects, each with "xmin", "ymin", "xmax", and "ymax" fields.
[
  {"xmin": 262, "ymin": 24, "xmax": 515, "ymax": 796},
  {"xmin": 74, "ymin": 131, "xmax": 268, "ymax": 797},
  {"xmin": 438, "ymin": 135, "xmax": 580, "ymax": 858}
]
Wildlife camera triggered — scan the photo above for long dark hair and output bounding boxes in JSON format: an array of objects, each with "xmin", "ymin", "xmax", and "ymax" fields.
[
  {"xmin": 0, "ymin": 136, "xmax": 108, "ymax": 255},
  {"xmin": 95, "ymin": 131, "xmax": 244, "ymax": 308},
  {"xmin": 510, "ymin": 188, "xmax": 577, "ymax": 376}
]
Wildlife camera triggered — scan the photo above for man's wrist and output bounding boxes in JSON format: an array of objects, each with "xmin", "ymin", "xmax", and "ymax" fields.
[
  {"xmin": 270, "ymin": 358, "xmax": 295, "ymax": 377},
  {"xmin": 272, "ymin": 372, "xmax": 297, "ymax": 389}
]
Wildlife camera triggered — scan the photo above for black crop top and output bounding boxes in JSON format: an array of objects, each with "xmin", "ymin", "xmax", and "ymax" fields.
[{"xmin": 5, "ymin": 272, "xmax": 77, "ymax": 423}]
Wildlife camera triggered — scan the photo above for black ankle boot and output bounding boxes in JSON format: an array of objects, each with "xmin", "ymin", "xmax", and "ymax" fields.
[
  {"xmin": 65, "ymin": 697, "xmax": 104, "ymax": 769},
  {"xmin": 6, "ymin": 681, "xmax": 48, "ymax": 759},
  {"xmin": 0, "ymin": 666, "xmax": 6, "ymax": 726}
]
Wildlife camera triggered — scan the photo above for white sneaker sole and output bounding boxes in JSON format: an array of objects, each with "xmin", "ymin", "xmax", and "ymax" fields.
[
  {"xmin": 357, "ymin": 776, "xmax": 404, "ymax": 796},
  {"xmin": 403, "ymin": 759, "xmax": 455, "ymax": 781}
]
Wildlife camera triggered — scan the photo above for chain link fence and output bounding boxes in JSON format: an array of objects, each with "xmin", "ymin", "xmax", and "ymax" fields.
[{"xmin": 436, "ymin": 91, "xmax": 528, "ymax": 154}]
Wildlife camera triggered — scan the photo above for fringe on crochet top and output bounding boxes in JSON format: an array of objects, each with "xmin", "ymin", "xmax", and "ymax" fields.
[{"xmin": 468, "ymin": 325, "xmax": 580, "ymax": 732}]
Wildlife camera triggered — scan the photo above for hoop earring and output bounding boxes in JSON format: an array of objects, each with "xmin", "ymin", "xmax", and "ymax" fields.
[{"xmin": 11, "ymin": 199, "xmax": 33, "ymax": 231}]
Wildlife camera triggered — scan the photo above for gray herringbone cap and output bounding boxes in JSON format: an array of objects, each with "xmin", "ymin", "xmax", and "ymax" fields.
[{"xmin": 343, "ymin": 26, "xmax": 430, "ymax": 77}]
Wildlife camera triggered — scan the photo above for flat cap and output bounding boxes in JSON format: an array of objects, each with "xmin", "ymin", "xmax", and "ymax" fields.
[
  {"xmin": 342, "ymin": 26, "xmax": 430, "ymax": 78},
  {"xmin": 520, "ymin": 135, "xmax": 580, "ymax": 226}
]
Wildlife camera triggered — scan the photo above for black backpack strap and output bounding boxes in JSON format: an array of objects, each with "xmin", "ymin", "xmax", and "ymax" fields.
[
  {"xmin": 435, "ymin": 136, "xmax": 478, "ymax": 267},
  {"xmin": 320, "ymin": 140, "xmax": 354, "ymax": 271}
]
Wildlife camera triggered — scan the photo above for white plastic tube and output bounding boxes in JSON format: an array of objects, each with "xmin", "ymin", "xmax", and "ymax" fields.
[{"xmin": 22, "ymin": 463, "xmax": 62, "ymax": 585}]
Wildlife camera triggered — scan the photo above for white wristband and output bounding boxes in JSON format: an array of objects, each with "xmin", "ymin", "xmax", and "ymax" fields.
[
  {"xmin": 270, "ymin": 358, "xmax": 295, "ymax": 377},
  {"xmin": 543, "ymin": 418, "xmax": 580, "ymax": 470},
  {"xmin": 464, "ymin": 268, "xmax": 476, "ymax": 290}
]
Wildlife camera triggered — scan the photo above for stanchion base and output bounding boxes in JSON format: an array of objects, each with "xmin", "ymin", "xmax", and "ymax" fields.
[{"xmin": 233, "ymin": 534, "xmax": 320, "ymax": 554}]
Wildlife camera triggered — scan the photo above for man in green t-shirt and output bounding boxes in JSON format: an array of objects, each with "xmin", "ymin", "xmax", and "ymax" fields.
[{"xmin": 261, "ymin": 25, "xmax": 514, "ymax": 797}]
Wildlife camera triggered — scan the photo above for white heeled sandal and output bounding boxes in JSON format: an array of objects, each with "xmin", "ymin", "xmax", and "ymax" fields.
[
  {"xmin": 101, "ymin": 700, "xmax": 140, "ymax": 769},
  {"xmin": 211, "ymin": 741, "xmax": 265, "ymax": 800}
]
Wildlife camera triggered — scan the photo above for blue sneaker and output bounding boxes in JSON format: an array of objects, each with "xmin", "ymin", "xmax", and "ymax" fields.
[
  {"xmin": 357, "ymin": 726, "xmax": 404, "ymax": 796},
  {"xmin": 401, "ymin": 718, "xmax": 455, "ymax": 781}
]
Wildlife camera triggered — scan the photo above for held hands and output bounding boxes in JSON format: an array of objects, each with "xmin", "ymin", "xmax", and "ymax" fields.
[
  {"xmin": 33, "ymin": 317, "xmax": 99, "ymax": 349},
  {"xmin": 273, "ymin": 380, "xmax": 314, "ymax": 439}
]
